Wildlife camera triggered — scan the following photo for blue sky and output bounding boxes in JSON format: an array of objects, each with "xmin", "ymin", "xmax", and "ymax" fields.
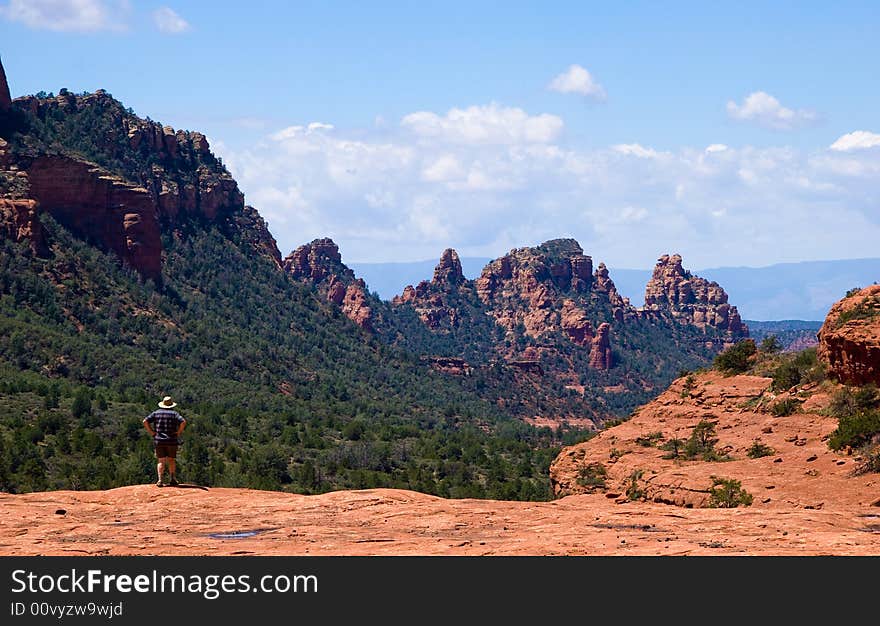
[{"xmin": 2, "ymin": 1, "xmax": 880, "ymax": 268}]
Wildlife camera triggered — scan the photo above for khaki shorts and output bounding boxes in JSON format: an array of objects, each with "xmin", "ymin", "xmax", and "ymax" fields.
[{"xmin": 155, "ymin": 443, "xmax": 178, "ymax": 458}]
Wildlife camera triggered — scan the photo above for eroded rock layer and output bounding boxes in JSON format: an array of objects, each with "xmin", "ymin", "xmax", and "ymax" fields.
[{"xmin": 817, "ymin": 285, "xmax": 880, "ymax": 385}]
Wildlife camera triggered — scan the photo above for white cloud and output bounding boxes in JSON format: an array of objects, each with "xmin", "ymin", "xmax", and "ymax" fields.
[
  {"xmin": 217, "ymin": 103, "xmax": 880, "ymax": 272},
  {"xmin": 422, "ymin": 155, "xmax": 465, "ymax": 182},
  {"xmin": 270, "ymin": 122, "xmax": 335, "ymax": 141},
  {"xmin": 726, "ymin": 91, "xmax": 817, "ymax": 130},
  {"xmin": 401, "ymin": 104, "xmax": 563, "ymax": 145},
  {"xmin": 613, "ymin": 143, "xmax": 661, "ymax": 159},
  {"xmin": 152, "ymin": 6, "xmax": 189, "ymax": 34},
  {"xmin": 830, "ymin": 130, "xmax": 880, "ymax": 152},
  {"xmin": 547, "ymin": 64, "xmax": 606, "ymax": 100},
  {"xmin": 705, "ymin": 144, "xmax": 728, "ymax": 153},
  {"xmin": 0, "ymin": 0, "xmax": 129, "ymax": 32}
]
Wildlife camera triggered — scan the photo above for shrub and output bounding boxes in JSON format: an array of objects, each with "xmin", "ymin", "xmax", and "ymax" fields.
[
  {"xmin": 680, "ymin": 374, "xmax": 697, "ymax": 398},
  {"xmin": 714, "ymin": 339, "xmax": 757, "ymax": 375},
  {"xmin": 626, "ymin": 469, "xmax": 646, "ymax": 501},
  {"xmin": 71, "ymin": 388, "xmax": 92, "ymax": 419},
  {"xmin": 576, "ymin": 463, "xmax": 607, "ymax": 491},
  {"xmin": 746, "ymin": 441, "xmax": 775, "ymax": 459},
  {"xmin": 660, "ymin": 437, "xmax": 685, "ymax": 459},
  {"xmin": 342, "ymin": 419, "xmax": 367, "ymax": 441},
  {"xmin": 835, "ymin": 295, "xmax": 879, "ymax": 327},
  {"xmin": 635, "ymin": 431, "xmax": 664, "ymax": 447},
  {"xmin": 771, "ymin": 348, "xmax": 824, "ymax": 390},
  {"xmin": 759, "ymin": 335, "xmax": 782, "ymax": 354},
  {"xmin": 770, "ymin": 398, "xmax": 798, "ymax": 417},
  {"xmin": 855, "ymin": 385, "xmax": 880, "ymax": 408},
  {"xmin": 828, "ymin": 410, "xmax": 880, "ymax": 451},
  {"xmin": 707, "ymin": 476, "xmax": 753, "ymax": 508},
  {"xmin": 827, "ymin": 386, "xmax": 879, "ymax": 418},
  {"xmin": 683, "ymin": 420, "xmax": 726, "ymax": 461},
  {"xmin": 772, "ymin": 362, "xmax": 801, "ymax": 391}
]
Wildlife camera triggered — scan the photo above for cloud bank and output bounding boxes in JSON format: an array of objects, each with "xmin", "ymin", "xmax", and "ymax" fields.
[{"xmin": 219, "ymin": 103, "xmax": 880, "ymax": 270}]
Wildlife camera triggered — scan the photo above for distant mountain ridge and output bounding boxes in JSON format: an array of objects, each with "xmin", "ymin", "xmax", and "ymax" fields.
[{"xmin": 354, "ymin": 257, "xmax": 880, "ymax": 321}]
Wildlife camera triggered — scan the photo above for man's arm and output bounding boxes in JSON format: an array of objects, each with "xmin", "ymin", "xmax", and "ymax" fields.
[
  {"xmin": 143, "ymin": 416, "xmax": 155, "ymax": 437},
  {"xmin": 176, "ymin": 417, "xmax": 186, "ymax": 437}
]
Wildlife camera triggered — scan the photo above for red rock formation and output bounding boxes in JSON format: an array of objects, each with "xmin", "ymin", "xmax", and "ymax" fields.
[
  {"xmin": 241, "ymin": 205, "xmax": 282, "ymax": 268},
  {"xmin": 25, "ymin": 156, "xmax": 163, "ymax": 282},
  {"xmin": 191, "ymin": 132, "xmax": 210, "ymax": 154},
  {"xmin": 393, "ymin": 249, "xmax": 471, "ymax": 331},
  {"xmin": 7, "ymin": 481, "xmax": 880, "ymax": 555},
  {"xmin": 283, "ymin": 238, "xmax": 346, "ymax": 282},
  {"xmin": 0, "ymin": 198, "xmax": 47, "ymax": 255},
  {"xmin": 548, "ymin": 368, "xmax": 876, "ymax": 525},
  {"xmin": 395, "ymin": 285, "xmax": 416, "ymax": 304},
  {"xmin": 283, "ymin": 238, "xmax": 375, "ymax": 331},
  {"xmin": 426, "ymin": 356, "xmax": 471, "ymax": 375},
  {"xmin": 643, "ymin": 254, "xmax": 747, "ymax": 338},
  {"xmin": 817, "ymin": 285, "xmax": 880, "ymax": 385},
  {"xmin": 506, "ymin": 358, "xmax": 544, "ymax": 375},
  {"xmin": 395, "ymin": 240, "xmax": 626, "ymax": 369},
  {"xmin": 0, "ymin": 88, "xmax": 281, "ymax": 280},
  {"xmin": 472, "ymin": 240, "xmax": 626, "ymax": 346},
  {"xmin": 560, "ymin": 300, "xmax": 594, "ymax": 346},
  {"xmin": 592, "ymin": 262, "xmax": 625, "ymax": 308},
  {"xmin": 341, "ymin": 282, "xmax": 374, "ymax": 332},
  {"xmin": 589, "ymin": 322, "xmax": 613, "ymax": 369},
  {"xmin": 0, "ymin": 56, "xmax": 11, "ymax": 112},
  {"xmin": 433, "ymin": 248, "xmax": 464, "ymax": 285}
]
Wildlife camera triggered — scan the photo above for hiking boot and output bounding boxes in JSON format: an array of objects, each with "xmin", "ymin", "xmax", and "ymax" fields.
[
  {"xmin": 156, "ymin": 480, "xmax": 165, "ymax": 488},
  {"xmin": 168, "ymin": 477, "xmax": 179, "ymax": 487}
]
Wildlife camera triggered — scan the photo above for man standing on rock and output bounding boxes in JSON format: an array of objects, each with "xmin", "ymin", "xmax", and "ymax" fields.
[{"xmin": 143, "ymin": 396, "xmax": 186, "ymax": 487}]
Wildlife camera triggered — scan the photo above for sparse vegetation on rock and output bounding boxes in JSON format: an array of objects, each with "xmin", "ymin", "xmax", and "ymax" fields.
[
  {"xmin": 683, "ymin": 420, "xmax": 727, "ymax": 461},
  {"xmin": 746, "ymin": 441, "xmax": 775, "ymax": 459},
  {"xmin": 576, "ymin": 462, "xmax": 608, "ymax": 491},
  {"xmin": 707, "ymin": 476, "xmax": 753, "ymax": 508}
]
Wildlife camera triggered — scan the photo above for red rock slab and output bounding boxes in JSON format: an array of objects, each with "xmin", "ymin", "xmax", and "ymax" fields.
[{"xmin": 0, "ymin": 485, "xmax": 878, "ymax": 556}]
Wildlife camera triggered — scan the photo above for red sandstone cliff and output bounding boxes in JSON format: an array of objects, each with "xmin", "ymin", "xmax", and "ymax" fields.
[
  {"xmin": 26, "ymin": 156, "xmax": 163, "ymax": 281},
  {"xmin": 817, "ymin": 285, "xmax": 880, "ymax": 385},
  {"xmin": 283, "ymin": 238, "xmax": 375, "ymax": 331},
  {"xmin": 473, "ymin": 239, "xmax": 602, "ymax": 337},
  {"xmin": 394, "ymin": 239, "xmax": 621, "ymax": 369},
  {"xmin": 0, "ymin": 198, "xmax": 47, "ymax": 255},
  {"xmin": 549, "ymin": 370, "xmax": 869, "ymax": 510},
  {"xmin": 0, "ymin": 84, "xmax": 281, "ymax": 280}
]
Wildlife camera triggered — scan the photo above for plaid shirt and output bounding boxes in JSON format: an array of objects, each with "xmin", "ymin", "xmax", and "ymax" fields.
[{"xmin": 144, "ymin": 410, "xmax": 185, "ymax": 444}]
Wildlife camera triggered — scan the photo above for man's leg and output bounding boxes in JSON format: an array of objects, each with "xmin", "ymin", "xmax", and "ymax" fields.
[
  {"xmin": 167, "ymin": 457, "xmax": 176, "ymax": 479},
  {"xmin": 157, "ymin": 457, "xmax": 166, "ymax": 485}
]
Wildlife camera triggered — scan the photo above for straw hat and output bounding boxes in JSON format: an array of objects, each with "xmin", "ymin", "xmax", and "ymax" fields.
[{"xmin": 158, "ymin": 396, "xmax": 177, "ymax": 409}]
